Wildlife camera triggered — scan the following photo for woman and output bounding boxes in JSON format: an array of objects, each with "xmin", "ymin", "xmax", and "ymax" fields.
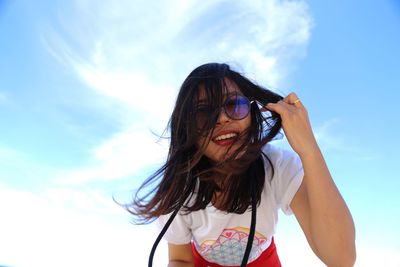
[{"xmin": 129, "ymin": 63, "xmax": 356, "ymax": 266}]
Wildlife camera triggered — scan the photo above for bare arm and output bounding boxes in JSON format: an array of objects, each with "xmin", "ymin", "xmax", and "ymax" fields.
[
  {"xmin": 167, "ymin": 243, "xmax": 194, "ymax": 267},
  {"xmin": 266, "ymin": 93, "xmax": 356, "ymax": 266},
  {"xmin": 291, "ymin": 147, "xmax": 356, "ymax": 266}
]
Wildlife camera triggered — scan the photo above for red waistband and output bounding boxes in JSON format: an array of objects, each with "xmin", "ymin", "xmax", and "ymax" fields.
[{"xmin": 191, "ymin": 237, "xmax": 281, "ymax": 267}]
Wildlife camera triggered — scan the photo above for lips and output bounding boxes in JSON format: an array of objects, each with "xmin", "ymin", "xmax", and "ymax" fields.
[{"xmin": 212, "ymin": 130, "xmax": 239, "ymax": 146}]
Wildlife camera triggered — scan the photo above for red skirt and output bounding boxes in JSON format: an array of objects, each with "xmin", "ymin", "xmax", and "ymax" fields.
[{"xmin": 191, "ymin": 238, "xmax": 281, "ymax": 267}]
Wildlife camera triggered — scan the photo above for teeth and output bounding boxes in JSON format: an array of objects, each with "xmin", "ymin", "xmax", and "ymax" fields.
[{"xmin": 214, "ymin": 133, "xmax": 238, "ymax": 141}]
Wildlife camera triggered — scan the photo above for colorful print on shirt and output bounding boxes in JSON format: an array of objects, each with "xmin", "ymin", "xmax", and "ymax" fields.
[{"xmin": 194, "ymin": 227, "xmax": 268, "ymax": 266}]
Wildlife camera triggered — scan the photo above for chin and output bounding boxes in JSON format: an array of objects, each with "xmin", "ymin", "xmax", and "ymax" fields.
[
  {"xmin": 204, "ymin": 141, "xmax": 244, "ymax": 163},
  {"xmin": 210, "ymin": 150, "xmax": 237, "ymax": 163}
]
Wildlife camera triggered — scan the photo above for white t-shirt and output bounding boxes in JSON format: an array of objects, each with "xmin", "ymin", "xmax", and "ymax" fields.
[{"xmin": 157, "ymin": 144, "xmax": 304, "ymax": 266}]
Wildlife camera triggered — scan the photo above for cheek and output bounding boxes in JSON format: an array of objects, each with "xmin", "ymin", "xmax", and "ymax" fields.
[
  {"xmin": 246, "ymin": 115, "xmax": 252, "ymax": 126},
  {"xmin": 196, "ymin": 134, "xmax": 213, "ymax": 153},
  {"xmin": 196, "ymin": 136, "xmax": 219, "ymax": 159}
]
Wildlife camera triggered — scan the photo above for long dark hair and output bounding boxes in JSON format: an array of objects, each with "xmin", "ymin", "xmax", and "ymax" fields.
[{"xmin": 128, "ymin": 63, "xmax": 283, "ymax": 224}]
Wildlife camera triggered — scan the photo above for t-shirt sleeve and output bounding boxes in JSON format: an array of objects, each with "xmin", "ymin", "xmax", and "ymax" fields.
[
  {"xmin": 266, "ymin": 144, "xmax": 304, "ymax": 215},
  {"xmin": 156, "ymin": 211, "xmax": 193, "ymax": 245}
]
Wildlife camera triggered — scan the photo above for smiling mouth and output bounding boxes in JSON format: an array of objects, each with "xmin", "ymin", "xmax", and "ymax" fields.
[{"xmin": 212, "ymin": 132, "xmax": 239, "ymax": 146}]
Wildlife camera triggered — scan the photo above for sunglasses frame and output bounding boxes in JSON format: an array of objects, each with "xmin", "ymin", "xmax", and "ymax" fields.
[
  {"xmin": 220, "ymin": 94, "xmax": 255, "ymax": 121},
  {"xmin": 194, "ymin": 94, "xmax": 263, "ymax": 131}
]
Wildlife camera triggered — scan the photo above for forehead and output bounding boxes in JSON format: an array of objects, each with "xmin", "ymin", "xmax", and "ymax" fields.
[{"xmin": 197, "ymin": 78, "xmax": 242, "ymax": 101}]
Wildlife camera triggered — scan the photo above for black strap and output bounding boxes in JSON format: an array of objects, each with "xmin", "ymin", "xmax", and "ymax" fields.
[
  {"xmin": 148, "ymin": 207, "xmax": 179, "ymax": 267},
  {"xmin": 241, "ymin": 184, "xmax": 257, "ymax": 267},
  {"xmin": 148, "ymin": 188, "xmax": 257, "ymax": 267}
]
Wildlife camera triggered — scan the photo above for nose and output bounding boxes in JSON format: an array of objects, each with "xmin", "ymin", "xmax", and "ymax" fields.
[{"xmin": 216, "ymin": 107, "xmax": 231, "ymax": 125}]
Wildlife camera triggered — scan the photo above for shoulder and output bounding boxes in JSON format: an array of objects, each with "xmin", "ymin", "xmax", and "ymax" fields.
[
  {"xmin": 261, "ymin": 143, "xmax": 300, "ymax": 168},
  {"xmin": 261, "ymin": 143, "xmax": 304, "ymax": 192},
  {"xmin": 261, "ymin": 143, "xmax": 304, "ymax": 214}
]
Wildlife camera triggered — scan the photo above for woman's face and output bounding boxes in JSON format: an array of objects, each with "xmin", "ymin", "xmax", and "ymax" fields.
[{"xmin": 196, "ymin": 78, "xmax": 251, "ymax": 163}]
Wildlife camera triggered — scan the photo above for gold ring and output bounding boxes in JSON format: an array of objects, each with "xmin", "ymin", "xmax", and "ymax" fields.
[{"xmin": 293, "ymin": 99, "xmax": 301, "ymax": 104}]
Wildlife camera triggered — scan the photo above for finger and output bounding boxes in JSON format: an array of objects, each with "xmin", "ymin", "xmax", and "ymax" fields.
[
  {"xmin": 278, "ymin": 99, "xmax": 297, "ymax": 109},
  {"xmin": 284, "ymin": 92, "xmax": 303, "ymax": 107},
  {"xmin": 266, "ymin": 101, "xmax": 292, "ymax": 115},
  {"xmin": 283, "ymin": 92, "xmax": 298, "ymax": 103},
  {"xmin": 260, "ymin": 100, "xmax": 288, "ymax": 112}
]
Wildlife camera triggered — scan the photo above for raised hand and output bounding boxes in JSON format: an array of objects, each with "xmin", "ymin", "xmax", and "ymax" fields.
[{"xmin": 265, "ymin": 92, "xmax": 320, "ymax": 158}]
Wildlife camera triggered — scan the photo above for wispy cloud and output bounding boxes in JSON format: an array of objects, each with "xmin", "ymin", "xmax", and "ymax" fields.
[
  {"xmin": 271, "ymin": 117, "xmax": 380, "ymax": 163},
  {"xmin": 59, "ymin": 126, "xmax": 169, "ymax": 184},
  {"xmin": 276, "ymin": 217, "xmax": 400, "ymax": 267},
  {"xmin": 42, "ymin": 0, "xmax": 313, "ymax": 185},
  {"xmin": 314, "ymin": 118, "xmax": 369, "ymax": 152},
  {"xmin": 1, "ymin": 183, "xmax": 397, "ymax": 267},
  {"xmin": 0, "ymin": 184, "xmax": 167, "ymax": 267},
  {"xmin": 0, "ymin": 91, "xmax": 9, "ymax": 106},
  {"xmin": 311, "ymin": 117, "xmax": 380, "ymax": 162},
  {"xmin": 314, "ymin": 118, "xmax": 348, "ymax": 151},
  {"xmin": 46, "ymin": 0, "xmax": 313, "ymax": 91}
]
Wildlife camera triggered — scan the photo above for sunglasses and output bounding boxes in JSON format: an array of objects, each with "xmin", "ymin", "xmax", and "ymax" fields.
[{"xmin": 195, "ymin": 94, "xmax": 255, "ymax": 130}]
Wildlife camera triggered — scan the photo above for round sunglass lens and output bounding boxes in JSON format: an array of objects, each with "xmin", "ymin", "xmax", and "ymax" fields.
[{"xmin": 225, "ymin": 95, "xmax": 250, "ymax": 120}]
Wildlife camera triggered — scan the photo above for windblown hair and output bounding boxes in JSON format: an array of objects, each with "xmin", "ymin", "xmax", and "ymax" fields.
[{"xmin": 128, "ymin": 63, "xmax": 283, "ymax": 224}]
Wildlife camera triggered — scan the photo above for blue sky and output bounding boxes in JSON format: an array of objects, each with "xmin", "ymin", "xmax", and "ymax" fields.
[{"xmin": 0, "ymin": 0, "xmax": 399, "ymax": 266}]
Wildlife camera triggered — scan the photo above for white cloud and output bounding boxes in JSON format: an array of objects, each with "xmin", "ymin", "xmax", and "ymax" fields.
[
  {"xmin": 46, "ymin": 0, "xmax": 313, "ymax": 90},
  {"xmin": 75, "ymin": 65, "xmax": 176, "ymax": 124},
  {"xmin": 60, "ymin": 126, "xmax": 169, "ymax": 184},
  {"xmin": 0, "ymin": 184, "xmax": 168, "ymax": 267},
  {"xmin": 354, "ymin": 246, "xmax": 400, "ymax": 267},
  {"xmin": 2, "ymin": 184, "xmax": 398, "ymax": 267},
  {"xmin": 276, "ymin": 213, "xmax": 400, "ymax": 267},
  {"xmin": 43, "ymin": 0, "xmax": 313, "ymax": 185},
  {"xmin": 277, "ymin": 232, "xmax": 400, "ymax": 267}
]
